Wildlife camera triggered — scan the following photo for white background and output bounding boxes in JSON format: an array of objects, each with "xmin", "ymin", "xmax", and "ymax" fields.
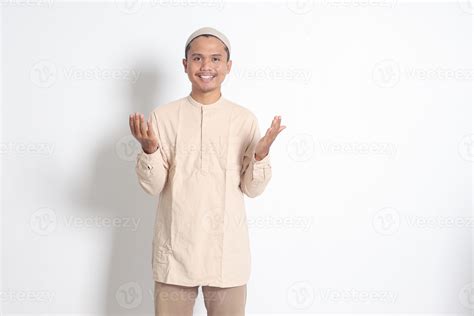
[{"xmin": 1, "ymin": 0, "xmax": 472, "ymax": 315}]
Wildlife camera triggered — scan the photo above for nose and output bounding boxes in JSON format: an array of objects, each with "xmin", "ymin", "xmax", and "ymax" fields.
[{"xmin": 200, "ymin": 58, "xmax": 213, "ymax": 71}]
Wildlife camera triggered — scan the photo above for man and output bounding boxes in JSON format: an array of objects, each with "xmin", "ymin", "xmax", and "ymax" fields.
[{"xmin": 129, "ymin": 27, "xmax": 286, "ymax": 316}]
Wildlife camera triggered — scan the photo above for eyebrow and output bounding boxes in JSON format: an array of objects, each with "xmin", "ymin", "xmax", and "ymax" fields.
[{"xmin": 190, "ymin": 53, "xmax": 223, "ymax": 57}]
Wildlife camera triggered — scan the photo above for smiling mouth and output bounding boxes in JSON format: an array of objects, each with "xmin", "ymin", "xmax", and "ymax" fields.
[{"xmin": 197, "ymin": 74, "xmax": 216, "ymax": 82}]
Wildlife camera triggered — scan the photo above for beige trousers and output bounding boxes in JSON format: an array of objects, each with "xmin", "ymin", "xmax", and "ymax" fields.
[{"xmin": 154, "ymin": 281, "xmax": 247, "ymax": 316}]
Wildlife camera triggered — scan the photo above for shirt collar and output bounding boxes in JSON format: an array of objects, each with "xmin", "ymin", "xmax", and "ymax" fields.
[{"xmin": 186, "ymin": 92, "xmax": 225, "ymax": 110}]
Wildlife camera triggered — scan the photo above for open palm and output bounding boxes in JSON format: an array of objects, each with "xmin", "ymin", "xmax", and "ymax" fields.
[{"xmin": 255, "ymin": 115, "xmax": 286, "ymax": 160}]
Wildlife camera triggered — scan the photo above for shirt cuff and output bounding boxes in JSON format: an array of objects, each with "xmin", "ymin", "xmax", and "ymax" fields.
[
  {"xmin": 137, "ymin": 146, "xmax": 162, "ymax": 166},
  {"xmin": 252, "ymin": 152, "xmax": 271, "ymax": 167}
]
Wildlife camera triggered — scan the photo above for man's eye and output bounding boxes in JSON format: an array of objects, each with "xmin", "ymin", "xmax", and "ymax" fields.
[
  {"xmin": 193, "ymin": 57, "xmax": 200, "ymax": 61},
  {"xmin": 213, "ymin": 58, "xmax": 220, "ymax": 62}
]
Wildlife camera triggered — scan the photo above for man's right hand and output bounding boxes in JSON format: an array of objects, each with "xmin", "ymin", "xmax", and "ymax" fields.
[{"xmin": 129, "ymin": 113, "xmax": 159, "ymax": 154}]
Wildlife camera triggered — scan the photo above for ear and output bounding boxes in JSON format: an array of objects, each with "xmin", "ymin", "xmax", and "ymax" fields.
[
  {"xmin": 182, "ymin": 58, "xmax": 188, "ymax": 73},
  {"xmin": 226, "ymin": 59, "xmax": 232, "ymax": 74}
]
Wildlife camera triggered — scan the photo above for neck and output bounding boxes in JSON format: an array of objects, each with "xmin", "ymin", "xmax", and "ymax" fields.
[{"xmin": 190, "ymin": 89, "xmax": 222, "ymax": 105}]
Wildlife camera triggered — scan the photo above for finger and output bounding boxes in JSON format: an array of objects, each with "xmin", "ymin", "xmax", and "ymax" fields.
[
  {"xmin": 131, "ymin": 113, "xmax": 138, "ymax": 136},
  {"xmin": 263, "ymin": 127, "xmax": 272, "ymax": 138},
  {"xmin": 146, "ymin": 118, "xmax": 156, "ymax": 138},
  {"xmin": 129, "ymin": 114, "xmax": 135, "ymax": 135},
  {"xmin": 269, "ymin": 116, "xmax": 277, "ymax": 129},
  {"xmin": 269, "ymin": 116, "xmax": 280, "ymax": 134},
  {"xmin": 140, "ymin": 114, "xmax": 148, "ymax": 136},
  {"xmin": 134, "ymin": 113, "xmax": 142, "ymax": 138}
]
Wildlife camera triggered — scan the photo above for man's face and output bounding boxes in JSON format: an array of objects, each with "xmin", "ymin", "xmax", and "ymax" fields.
[{"xmin": 183, "ymin": 35, "xmax": 232, "ymax": 94}]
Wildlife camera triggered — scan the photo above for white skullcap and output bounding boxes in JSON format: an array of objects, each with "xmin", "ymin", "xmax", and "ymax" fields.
[{"xmin": 185, "ymin": 27, "xmax": 231, "ymax": 57}]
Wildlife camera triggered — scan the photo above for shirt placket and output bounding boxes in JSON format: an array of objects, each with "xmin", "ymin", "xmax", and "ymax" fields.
[{"xmin": 201, "ymin": 107, "xmax": 209, "ymax": 174}]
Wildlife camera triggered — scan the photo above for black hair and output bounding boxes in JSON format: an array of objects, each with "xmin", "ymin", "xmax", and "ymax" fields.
[{"xmin": 185, "ymin": 34, "xmax": 230, "ymax": 62}]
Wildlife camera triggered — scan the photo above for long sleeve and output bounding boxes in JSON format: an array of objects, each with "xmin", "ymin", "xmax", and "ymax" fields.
[
  {"xmin": 239, "ymin": 115, "xmax": 272, "ymax": 198},
  {"xmin": 135, "ymin": 111, "xmax": 169, "ymax": 196}
]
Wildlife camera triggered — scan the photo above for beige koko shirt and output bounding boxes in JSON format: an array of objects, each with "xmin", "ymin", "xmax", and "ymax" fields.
[{"xmin": 135, "ymin": 93, "xmax": 272, "ymax": 288}]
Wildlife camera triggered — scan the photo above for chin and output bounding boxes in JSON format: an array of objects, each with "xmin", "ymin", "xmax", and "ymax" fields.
[{"xmin": 193, "ymin": 83, "xmax": 218, "ymax": 93}]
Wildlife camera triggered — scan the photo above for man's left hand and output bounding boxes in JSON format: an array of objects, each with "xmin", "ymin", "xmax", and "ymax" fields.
[{"xmin": 255, "ymin": 115, "xmax": 286, "ymax": 161}]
